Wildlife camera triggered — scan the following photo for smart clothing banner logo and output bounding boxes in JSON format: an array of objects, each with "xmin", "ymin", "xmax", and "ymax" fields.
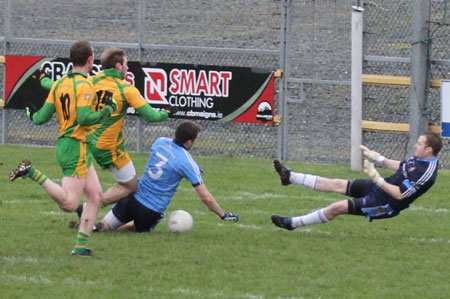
[
  {"xmin": 136, "ymin": 62, "xmax": 275, "ymax": 123},
  {"xmin": 4, "ymin": 55, "xmax": 275, "ymax": 124},
  {"xmin": 143, "ymin": 68, "xmax": 169, "ymax": 104}
]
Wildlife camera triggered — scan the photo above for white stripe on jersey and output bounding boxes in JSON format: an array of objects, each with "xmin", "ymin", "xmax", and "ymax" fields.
[
  {"xmin": 416, "ymin": 161, "xmax": 437, "ymax": 185},
  {"xmin": 401, "ymin": 161, "xmax": 437, "ymax": 197},
  {"xmin": 182, "ymin": 148, "xmax": 203, "ymax": 184}
]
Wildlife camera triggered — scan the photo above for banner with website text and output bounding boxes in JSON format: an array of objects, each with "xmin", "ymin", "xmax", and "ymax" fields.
[{"xmin": 4, "ymin": 55, "xmax": 275, "ymax": 124}]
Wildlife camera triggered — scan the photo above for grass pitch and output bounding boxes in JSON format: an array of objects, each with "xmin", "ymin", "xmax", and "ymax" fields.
[{"xmin": 1, "ymin": 145, "xmax": 450, "ymax": 298}]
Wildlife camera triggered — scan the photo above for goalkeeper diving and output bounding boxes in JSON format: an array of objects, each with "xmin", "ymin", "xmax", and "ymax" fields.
[{"xmin": 270, "ymin": 131, "xmax": 442, "ymax": 230}]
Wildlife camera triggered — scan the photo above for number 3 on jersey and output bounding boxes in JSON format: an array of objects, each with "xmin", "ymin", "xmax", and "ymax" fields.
[{"xmin": 148, "ymin": 152, "xmax": 168, "ymax": 179}]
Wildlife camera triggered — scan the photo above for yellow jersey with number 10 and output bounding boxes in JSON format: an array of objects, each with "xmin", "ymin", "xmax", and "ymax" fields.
[{"xmin": 46, "ymin": 71, "xmax": 97, "ymax": 142}]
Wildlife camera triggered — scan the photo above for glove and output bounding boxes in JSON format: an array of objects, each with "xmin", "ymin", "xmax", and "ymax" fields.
[
  {"xmin": 26, "ymin": 107, "xmax": 34, "ymax": 121},
  {"xmin": 103, "ymin": 96, "xmax": 118, "ymax": 112},
  {"xmin": 359, "ymin": 145, "xmax": 385, "ymax": 162},
  {"xmin": 32, "ymin": 68, "xmax": 50, "ymax": 80},
  {"xmin": 363, "ymin": 159, "xmax": 385, "ymax": 187},
  {"xmin": 221, "ymin": 212, "xmax": 239, "ymax": 222},
  {"xmin": 162, "ymin": 106, "xmax": 179, "ymax": 115}
]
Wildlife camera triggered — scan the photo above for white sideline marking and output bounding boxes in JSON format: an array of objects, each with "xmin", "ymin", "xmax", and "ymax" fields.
[
  {"xmin": 42, "ymin": 211, "xmax": 67, "ymax": 216},
  {"xmin": 405, "ymin": 236, "xmax": 450, "ymax": 244},
  {"xmin": 217, "ymin": 222, "xmax": 261, "ymax": 230},
  {"xmin": 3, "ymin": 199, "xmax": 45, "ymax": 204},
  {"xmin": 171, "ymin": 287, "xmax": 302, "ymax": 299},
  {"xmin": 5, "ymin": 273, "xmax": 95, "ymax": 286},
  {"xmin": 192, "ymin": 210, "xmax": 207, "ymax": 215},
  {"xmin": 239, "ymin": 294, "xmax": 264, "ymax": 299},
  {"xmin": 225, "ymin": 192, "xmax": 290, "ymax": 201},
  {"xmin": 5, "ymin": 274, "xmax": 51, "ymax": 284},
  {"xmin": 2, "ymin": 256, "xmax": 38, "ymax": 263},
  {"xmin": 409, "ymin": 206, "xmax": 450, "ymax": 213},
  {"xmin": 2, "ymin": 257, "xmax": 97, "ymax": 285},
  {"xmin": 249, "ymin": 209, "xmax": 273, "ymax": 215},
  {"xmin": 172, "ymin": 288, "xmax": 201, "ymax": 295},
  {"xmin": 172, "ymin": 287, "xmax": 263, "ymax": 299},
  {"xmin": 296, "ymin": 194, "xmax": 339, "ymax": 202},
  {"xmin": 216, "ymin": 221, "xmax": 338, "ymax": 237},
  {"xmin": 298, "ymin": 227, "xmax": 333, "ymax": 236},
  {"xmin": 237, "ymin": 223, "xmax": 262, "ymax": 230},
  {"xmin": 63, "ymin": 277, "xmax": 95, "ymax": 285}
]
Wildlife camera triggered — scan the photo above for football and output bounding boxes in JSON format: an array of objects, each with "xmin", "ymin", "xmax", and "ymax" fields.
[{"xmin": 168, "ymin": 210, "xmax": 193, "ymax": 232}]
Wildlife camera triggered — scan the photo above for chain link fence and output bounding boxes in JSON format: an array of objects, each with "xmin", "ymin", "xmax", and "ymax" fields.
[
  {"xmin": 283, "ymin": 0, "xmax": 353, "ymax": 163},
  {"xmin": 1, "ymin": 0, "xmax": 450, "ymax": 167},
  {"xmin": 0, "ymin": 0, "xmax": 280, "ymax": 158},
  {"xmin": 363, "ymin": 0, "xmax": 450, "ymax": 166}
]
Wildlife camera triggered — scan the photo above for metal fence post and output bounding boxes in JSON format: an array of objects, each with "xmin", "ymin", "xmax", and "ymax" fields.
[
  {"xmin": 2, "ymin": 0, "xmax": 12, "ymax": 145},
  {"xmin": 277, "ymin": 0, "xmax": 291, "ymax": 161},
  {"xmin": 408, "ymin": 0, "xmax": 431, "ymax": 155},
  {"xmin": 136, "ymin": 0, "xmax": 145, "ymax": 152}
]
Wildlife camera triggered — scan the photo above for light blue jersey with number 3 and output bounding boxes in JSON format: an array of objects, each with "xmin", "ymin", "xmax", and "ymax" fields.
[{"xmin": 134, "ymin": 137, "xmax": 203, "ymax": 213}]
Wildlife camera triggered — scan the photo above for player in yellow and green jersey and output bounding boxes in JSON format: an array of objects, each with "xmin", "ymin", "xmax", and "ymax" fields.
[
  {"xmin": 88, "ymin": 48, "xmax": 171, "ymax": 206},
  {"xmin": 10, "ymin": 41, "xmax": 117, "ymax": 257},
  {"xmin": 36, "ymin": 48, "xmax": 172, "ymax": 209}
]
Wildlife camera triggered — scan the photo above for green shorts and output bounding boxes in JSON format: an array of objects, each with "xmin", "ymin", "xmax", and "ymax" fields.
[
  {"xmin": 89, "ymin": 141, "xmax": 131, "ymax": 170},
  {"xmin": 56, "ymin": 137, "xmax": 92, "ymax": 178}
]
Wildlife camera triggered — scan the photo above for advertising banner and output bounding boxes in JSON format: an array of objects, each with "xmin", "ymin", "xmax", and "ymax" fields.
[{"xmin": 5, "ymin": 55, "xmax": 275, "ymax": 124}]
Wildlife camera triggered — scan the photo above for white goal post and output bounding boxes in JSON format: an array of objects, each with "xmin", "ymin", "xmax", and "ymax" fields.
[{"xmin": 351, "ymin": 5, "xmax": 364, "ymax": 171}]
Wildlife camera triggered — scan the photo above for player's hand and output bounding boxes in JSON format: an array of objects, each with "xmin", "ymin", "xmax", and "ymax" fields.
[
  {"xmin": 162, "ymin": 106, "xmax": 179, "ymax": 115},
  {"xmin": 221, "ymin": 212, "xmax": 239, "ymax": 222},
  {"xmin": 103, "ymin": 96, "xmax": 118, "ymax": 112},
  {"xmin": 360, "ymin": 145, "xmax": 385, "ymax": 162},
  {"xmin": 31, "ymin": 68, "xmax": 49, "ymax": 80},
  {"xmin": 26, "ymin": 107, "xmax": 34, "ymax": 121},
  {"xmin": 363, "ymin": 159, "xmax": 385, "ymax": 187}
]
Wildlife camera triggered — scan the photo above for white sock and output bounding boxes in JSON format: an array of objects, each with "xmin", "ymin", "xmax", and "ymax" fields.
[
  {"xmin": 289, "ymin": 172, "xmax": 319, "ymax": 189},
  {"xmin": 291, "ymin": 208, "xmax": 329, "ymax": 228}
]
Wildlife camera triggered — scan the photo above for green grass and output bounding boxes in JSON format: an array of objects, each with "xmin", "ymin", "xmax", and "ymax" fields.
[{"xmin": 1, "ymin": 144, "xmax": 450, "ymax": 298}]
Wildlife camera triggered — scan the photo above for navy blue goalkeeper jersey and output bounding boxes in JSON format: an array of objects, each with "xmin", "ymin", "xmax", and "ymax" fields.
[
  {"xmin": 134, "ymin": 137, "xmax": 203, "ymax": 213},
  {"xmin": 384, "ymin": 156, "xmax": 438, "ymax": 211}
]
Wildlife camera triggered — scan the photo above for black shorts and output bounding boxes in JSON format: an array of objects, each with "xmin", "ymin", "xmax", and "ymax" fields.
[
  {"xmin": 346, "ymin": 179, "xmax": 399, "ymax": 221},
  {"xmin": 112, "ymin": 194, "xmax": 163, "ymax": 232}
]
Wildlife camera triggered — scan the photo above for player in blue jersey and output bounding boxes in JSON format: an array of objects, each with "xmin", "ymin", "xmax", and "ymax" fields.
[
  {"xmin": 271, "ymin": 131, "xmax": 442, "ymax": 230},
  {"xmin": 92, "ymin": 120, "xmax": 239, "ymax": 232}
]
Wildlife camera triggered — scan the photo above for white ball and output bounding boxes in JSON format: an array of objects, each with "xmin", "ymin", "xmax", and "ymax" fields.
[{"xmin": 168, "ymin": 210, "xmax": 193, "ymax": 233}]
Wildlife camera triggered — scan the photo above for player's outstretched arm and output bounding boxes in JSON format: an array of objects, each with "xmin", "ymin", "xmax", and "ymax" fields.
[
  {"xmin": 363, "ymin": 159, "xmax": 403, "ymax": 200},
  {"xmin": 27, "ymin": 102, "xmax": 55, "ymax": 125},
  {"xmin": 136, "ymin": 104, "xmax": 169, "ymax": 122},
  {"xmin": 126, "ymin": 87, "xmax": 169, "ymax": 122},
  {"xmin": 195, "ymin": 184, "xmax": 238, "ymax": 222},
  {"xmin": 382, "ymin": 158, "xmax": 401, "ymax": 170},
  {"xmin": 360, "ymin": 145, "xmax": 400, "ymax": 170},
  {"xmin": 195, "ymin": 184, "xmax": 224, "ymax": 217}
]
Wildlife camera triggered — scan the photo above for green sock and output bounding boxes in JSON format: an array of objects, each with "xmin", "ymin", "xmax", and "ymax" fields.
[
  {"xmin": 73, "ymin": 231, "xmax": 89, "ymax": 253},
  {"xmin": 29, "ymin": 166, "xmax": 48, "ymax": 185}
]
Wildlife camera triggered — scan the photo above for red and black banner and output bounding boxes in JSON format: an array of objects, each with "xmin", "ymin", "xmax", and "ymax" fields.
[{"xmin": 5, "ymin": 55, "xmax": 275, "ymax": 124}]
